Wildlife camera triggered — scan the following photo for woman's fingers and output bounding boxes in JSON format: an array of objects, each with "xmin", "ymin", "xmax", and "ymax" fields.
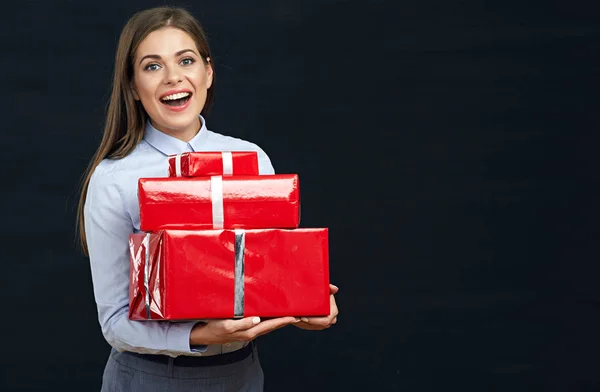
[{"xmin": 239, "ymin": 316, "xmax": 298, "ymax": 340}]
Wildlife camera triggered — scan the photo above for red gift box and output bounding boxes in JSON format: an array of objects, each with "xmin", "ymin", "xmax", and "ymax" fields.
[
  {"xmin": 128, "ymin": 228, "xmax": 330, "ymax": 320},
  {"xmin": 138, "ymin": 175, "xmax": 300, "ymax": 231},
  {"xmin": 168, "ymin": 151, "xmax": 259, "ymax": 177}
]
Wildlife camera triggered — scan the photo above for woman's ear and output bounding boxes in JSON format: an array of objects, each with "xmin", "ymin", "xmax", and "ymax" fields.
[{"xmin": 205, "ymin": 57, "xmax": 214, "ymax": 89}]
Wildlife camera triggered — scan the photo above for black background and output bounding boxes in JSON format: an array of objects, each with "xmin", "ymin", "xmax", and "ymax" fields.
[{"xmin": 1, "ymin": 1, "xmax": 598, "ymax": 391}]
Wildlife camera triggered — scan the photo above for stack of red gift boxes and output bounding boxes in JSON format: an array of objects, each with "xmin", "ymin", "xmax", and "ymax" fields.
[{"xmin": 128, "ymin": 151, "xmax": 330, "ymax": 321}]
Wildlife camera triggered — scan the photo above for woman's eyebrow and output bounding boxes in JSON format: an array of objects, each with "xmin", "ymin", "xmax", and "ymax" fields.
[{"xmin": 138, "ymin": 49, "xmax": 198, "ymax": 65}]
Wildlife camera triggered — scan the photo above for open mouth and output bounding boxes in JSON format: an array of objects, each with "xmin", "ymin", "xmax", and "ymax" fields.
[{"xmin": 160, "ymin": 92, "xmax": 192, "ymax": 107}]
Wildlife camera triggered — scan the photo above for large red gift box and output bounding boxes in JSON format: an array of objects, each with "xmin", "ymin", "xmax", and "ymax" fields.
[
  {"xmin": 128, "ymin": 228, "xmax": 330, "ymax": 320},
  {"xmin": 138, "ymin": 175, "xmax": 300, "ymax": 231},
  {"xmin": 168, "ymin": 151, "xmax": 259, "ymax": 177}
]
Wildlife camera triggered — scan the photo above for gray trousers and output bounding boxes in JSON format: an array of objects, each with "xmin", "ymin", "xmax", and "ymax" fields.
[{"xmin": 100, "ymin": 343, "xmax": 264, "ymax": 391}]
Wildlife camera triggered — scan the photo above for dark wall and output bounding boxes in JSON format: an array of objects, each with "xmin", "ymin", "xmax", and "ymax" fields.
[{"xmin": 1, "ymin": 1, "xmax": 597, "ymax": 391}]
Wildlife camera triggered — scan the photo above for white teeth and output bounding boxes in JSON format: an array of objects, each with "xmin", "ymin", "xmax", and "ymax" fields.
[{"xmin": 161, "ymin": 92, "xmax": 191, "ymax": 101}]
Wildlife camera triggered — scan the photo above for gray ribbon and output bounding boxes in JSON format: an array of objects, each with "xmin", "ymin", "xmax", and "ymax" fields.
[{"xmin": 234, "ymin": 229, "xmax": 245, "ymax": 318}]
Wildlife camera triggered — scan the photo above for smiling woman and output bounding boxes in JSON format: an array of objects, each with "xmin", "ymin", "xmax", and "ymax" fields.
[
  {"xmin": 75, "ymin": 5, "xmax": 338, "ymax": 392},
  {"xmin": 132, "ymin": 28, "xmax": 213, "ymax": 140}
]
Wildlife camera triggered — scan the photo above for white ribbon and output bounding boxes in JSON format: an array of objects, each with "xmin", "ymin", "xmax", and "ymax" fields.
[
  {"xmin": 222, "ymin": 152, "xmax": 233, "ymax": 175},
  {"xmin": 175, "ymin": 153, "xmax": 183, "ymax": 177},
  {"xmin": 210, "ymin": 175, "xmax": 224, "ymax": 229}
]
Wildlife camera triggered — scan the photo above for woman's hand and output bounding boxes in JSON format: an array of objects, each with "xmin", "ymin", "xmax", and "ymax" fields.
[
  {"xmin": 190, "ymin": 316, "xmax": 299, "ymax": 346},
  {"xmin": 294, "ymin": 284, "xmax": 339, "ymax": 330}
]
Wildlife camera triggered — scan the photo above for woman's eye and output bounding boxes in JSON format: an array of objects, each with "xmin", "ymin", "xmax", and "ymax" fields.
[
  {"xmin": 181, "ymin": 58, "xmax": 195, "ymax": 66},
  {"xmin": 145, "ymin": 63, "xmax": 161, "ymax": 71}
]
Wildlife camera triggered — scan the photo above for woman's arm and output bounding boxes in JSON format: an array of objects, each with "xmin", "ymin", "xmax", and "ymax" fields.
[{"xmin": 85, "ymin": 166, "xmax": 199, "ymax": 356}]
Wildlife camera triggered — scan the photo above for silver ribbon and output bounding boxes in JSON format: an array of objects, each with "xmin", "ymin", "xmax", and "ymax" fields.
[
  {"xmin": 222, "ymin": 152, "xmax": 233, "ymax": 175},
  {"xmin": 234, "ymin": 229, "xmax": 245, "ymax": 318},
  {"xmin": 210, "ymin": 175, "xmax": 224, "ymax": 229}
]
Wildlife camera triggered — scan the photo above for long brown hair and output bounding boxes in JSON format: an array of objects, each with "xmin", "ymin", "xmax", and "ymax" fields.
[{"xmin": 77, "ymin": 6, "xmax": 215, "ymax": 255}]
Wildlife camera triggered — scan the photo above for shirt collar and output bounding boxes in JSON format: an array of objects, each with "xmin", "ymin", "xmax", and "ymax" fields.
[{"xmin": 143, "ymin": 115, "xmax": 210, "ymax": 156}]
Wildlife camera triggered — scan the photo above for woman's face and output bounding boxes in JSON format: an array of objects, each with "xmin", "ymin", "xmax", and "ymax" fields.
[{"xmin": 132, "ymin": 27, "xmax": 213, "ymax": 141}]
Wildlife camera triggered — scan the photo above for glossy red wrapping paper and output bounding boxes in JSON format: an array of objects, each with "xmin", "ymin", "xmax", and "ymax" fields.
[
  {"xmin": 128, "ymin": 228, "xmax": 330, "ymax": 320},
  {"xmin": 167, "ymin": 151, "xmax": 259, "ymax": 177},
  {"xmin": 138, "ymin": 175, "xmax": 300, "ymax": 231}
]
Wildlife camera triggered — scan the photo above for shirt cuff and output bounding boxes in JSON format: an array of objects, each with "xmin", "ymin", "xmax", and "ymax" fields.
[
  {"xmin": 191, "ymin": 345, "xmax": 208, "ymax": 353},
  {"xmin": 166, "ymin": 321, "xmax": 207, "ymax": 354}
]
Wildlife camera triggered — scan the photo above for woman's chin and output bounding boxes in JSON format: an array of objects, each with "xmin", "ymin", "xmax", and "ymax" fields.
[{"xmin": 151, "ymin": 115, "xmax": 201, "ymax": 140}]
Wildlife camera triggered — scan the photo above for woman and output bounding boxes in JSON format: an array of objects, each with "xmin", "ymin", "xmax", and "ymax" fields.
[{"xmin": 76, "ymin": 6, "xmax": 339, "ymax": 391}]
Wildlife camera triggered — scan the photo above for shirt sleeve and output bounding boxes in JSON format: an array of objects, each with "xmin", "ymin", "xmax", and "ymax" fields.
[{"xmin": 84, "ymin": 166, "xmax": 205, "ymax": 357}]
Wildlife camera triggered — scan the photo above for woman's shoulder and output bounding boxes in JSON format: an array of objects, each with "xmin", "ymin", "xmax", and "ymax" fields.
[
  {"xmin": 92, "ymin": 146, "xmax": 141, "ymax": 175},
  {"xmin": 204, "ymin": 130, "xmax": 275, "ymax": 174},
  {"xmin": 89, "ymin": 143, "xmax": 158, "ymax": 186},
  {"xmin": 205, "ymin": 129, "xmax": 266, "ymax": 152}
]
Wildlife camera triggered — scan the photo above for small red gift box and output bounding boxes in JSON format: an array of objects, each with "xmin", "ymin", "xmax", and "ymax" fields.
[
  {"xmin": 128, "ymin": 228, "xmax": 330, "ymax": 320},
  {"xmin": 138, "ymin": 175, "xmax": 300, "ymax": 231},
  {"xmin": 168, "ymin": 151, "xmax": 259, "ymax": 177}
]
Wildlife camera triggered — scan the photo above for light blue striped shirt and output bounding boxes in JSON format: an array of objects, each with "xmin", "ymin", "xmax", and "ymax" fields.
[{"xmin": 84, "ymin": 116, "xmax": 274, "ymax": 357}]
